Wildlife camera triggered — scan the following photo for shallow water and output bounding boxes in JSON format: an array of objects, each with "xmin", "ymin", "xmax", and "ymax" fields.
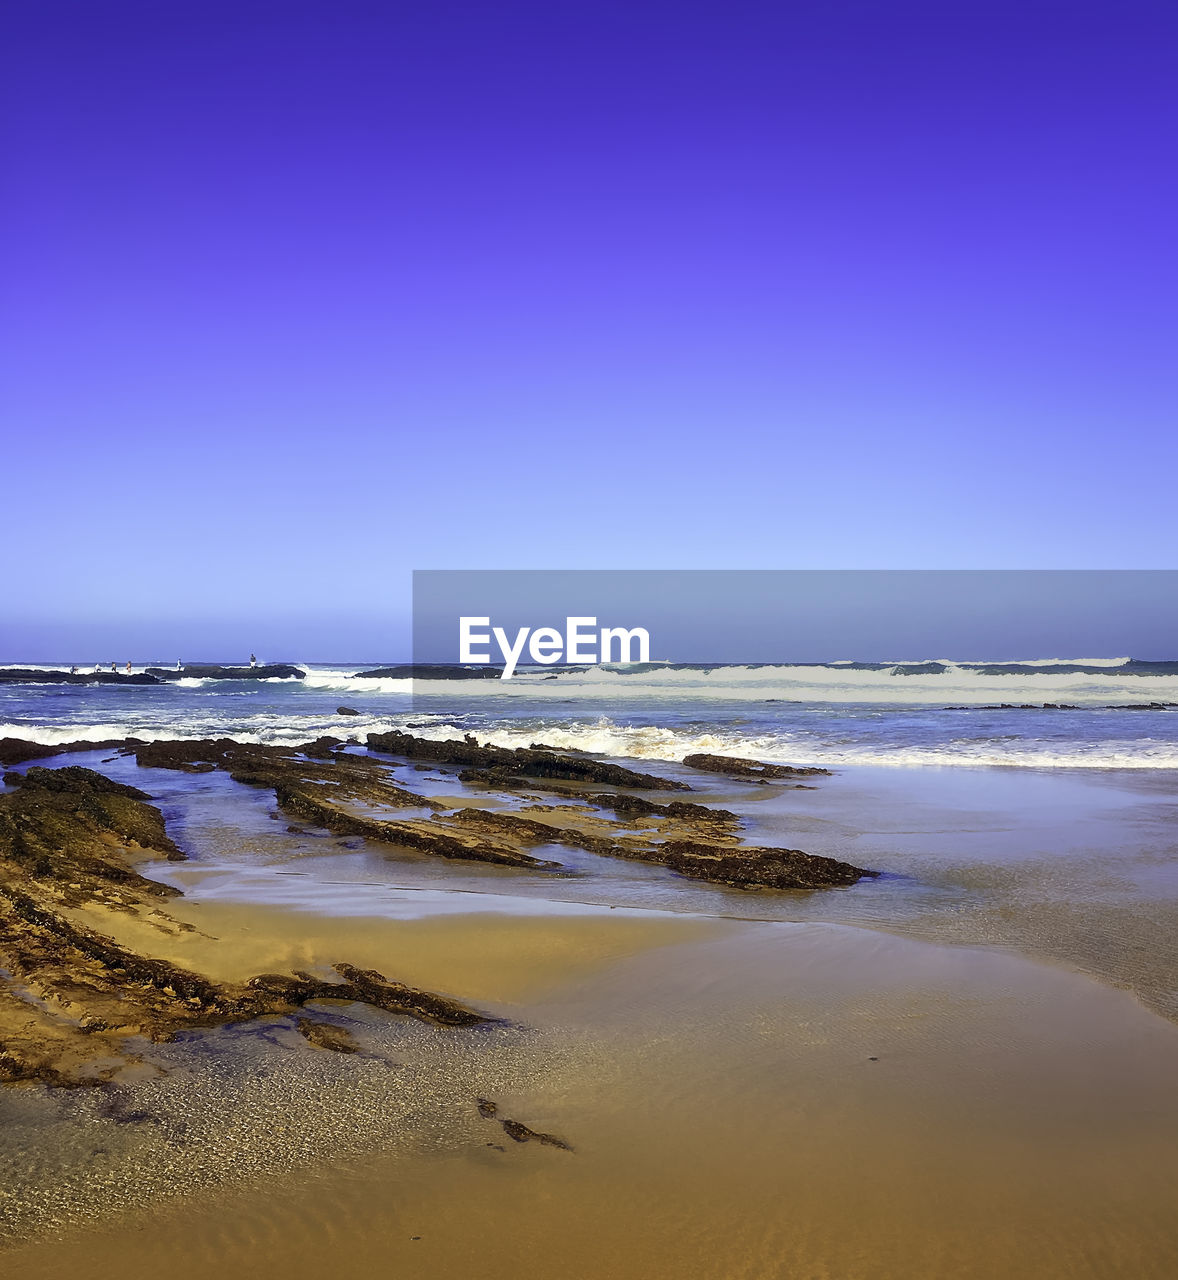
[{"xmin": 52, "ymin": 748, "xmax": 1178, "ymax": 1022}]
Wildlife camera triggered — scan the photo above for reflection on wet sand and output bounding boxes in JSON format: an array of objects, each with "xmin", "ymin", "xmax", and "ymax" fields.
[{"xmin": 7, "ymin": 918, "xmax": 1178, "ymax": 1280}]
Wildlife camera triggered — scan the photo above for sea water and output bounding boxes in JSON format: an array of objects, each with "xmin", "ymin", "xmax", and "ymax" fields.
[
  {"xmin": 4, "ymin": 657, "xmax": 1178, "ymax": 769},
  {"xmin": 6, "ymin": 655, "xmax": 1178, "ymax": 762}
]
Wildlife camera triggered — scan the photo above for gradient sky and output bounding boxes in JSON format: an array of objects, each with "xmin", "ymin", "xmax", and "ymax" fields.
[{"xmin": 3, "ymin": 1, "xmax": 1177, "ymax": 657}]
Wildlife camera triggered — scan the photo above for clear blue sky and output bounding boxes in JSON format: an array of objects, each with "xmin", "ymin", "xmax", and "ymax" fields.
[{"xmin": 2, "ymin": 1, "xmax": 1176, "ymax": 658}]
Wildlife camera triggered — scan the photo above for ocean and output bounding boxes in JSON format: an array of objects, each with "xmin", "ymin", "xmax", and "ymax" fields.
[{"xmin": 4, "ymin": 657, "xmax": 1178, "ymax": 769}]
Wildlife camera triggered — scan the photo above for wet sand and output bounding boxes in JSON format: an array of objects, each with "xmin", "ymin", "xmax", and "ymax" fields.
[
  {"xmin": 4, "ymin": 753, "xmax": 1178, "ymax": 1277},
  {"xmin": 736, "ymin": 764, "xmax": 1178, "ymax": 1020},
  {"xmin": 63, "ymin": 894, "xmax": 725, "ymax": 1006},
  {"xmin": 6, "ymin": 915, "xmax": 1178, "ymax": 1279},
  {"xmin": 141, "ymin": 753, "xmax": 1178, "ymax": 1020}
]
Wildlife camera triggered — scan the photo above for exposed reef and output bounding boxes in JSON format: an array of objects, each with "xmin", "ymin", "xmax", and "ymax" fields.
[
  {"xmin": 133, "ymin": 739, "xmax": 558, "ymax": 870},
  {"xmin": 651, "ymin": 841, "xmax": 871, "ymax": 890},
  {"xmin": 0, "ymin": 733, "xmax": 875, "ymax": 1084},
  {"xmin": 940, "ymin": 702, "xmax": 1178, "ymax": 711},
  {"xmin": 682, "ymin": 752, "xmax": 832, "ymax": 780},
  {"xmin": 442, "ymin": 804, "xmax": 870, "ymax": 889},
  {"xmin": 296, "ymin": 1017, "xmax": 359, "ymax": 1053},
  {"xmin": 0, "ymin": 737, "xmax": 140, "ymax": 767},
  {"xmin": 361, "ymin": 732, "xmax": 870, "ymax": 887},
  {"xmin": 0, "ymin": 763, "xmax": 491, "ymax": 1086},
  {"xmin": 0, "ymin": 765, "xmax": 184, "ymax": 904},
  {"xmin": 130, "ymin": 737, "xmax": 858, "ymax": 886},
  {"xmin": 0, "ymin": 669, "xmax": 160, "ymax": 685},
  {"xmin": 145, "ymin": 664, "xmax": 306, "ymax": 681},
  {"xmin": 3, "ymin": 733, "xmax": 873, "ymax": 892},
  {"xmin": 367, "ymin": 730, "xmax": 691, "ymax": 790}
]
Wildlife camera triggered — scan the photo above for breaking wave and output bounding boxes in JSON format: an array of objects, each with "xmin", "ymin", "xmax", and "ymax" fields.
[
  {"xmin": 5, "ymin": 656, "xmax": 1178, "ymax": 773},
  {"xmin": 7, "ymin": 711, "xmax": 1177, "ymax": 771},
  {"xmin": 0, "ymin": 713, "xmax": 404, "ymax": 749},
  {"xmin": 385, "ymin": 659, "xmax": 1178, "ymax": 706},
  {"xmin": 5, "ymin": 658, "xmax": 1178, "ymax": 706},
  {"xmin": 299, "ymin": 667, "xmax": 414, "ymax": 695},
  {"xmin": 394, "ymin": 717, "xmax": 1178, "ymax": 771}
]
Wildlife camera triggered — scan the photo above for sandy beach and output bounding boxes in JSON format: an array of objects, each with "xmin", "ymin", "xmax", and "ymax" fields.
[
  {"xmin": 6, "ymin": 909, "xmax": 1178, "ymax": 1279},
  {"xmin": 3, "ymin": 725, "xmax": 1178, "ymax": 1278},
  {"xmin": 7, "ymin": 0, "xmax": 1177, "ymax": 1264}
]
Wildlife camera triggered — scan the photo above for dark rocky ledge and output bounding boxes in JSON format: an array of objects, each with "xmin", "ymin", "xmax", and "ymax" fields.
[
  {"xmin": 0, "ymin": 737, "xmax": 140, "ymax": 767},
  {"xmin": 1, "ymin": 734, "xmax": 875, "ymax": 893},
  {"xmin": 444, "ymin": 802, "xmax": 872, "ymax": 890},
  {"xmin": 131, "ymin": 739, "xmax": 858, "ymax": 890},
  {"xmin": 145, "ymin": 664, "xmax": 305, "ymax": 681},
  {"xmin": 0, "ymin": 764, "xmax": 492, "ymax": 1086},
  {"xmin": 476, "ymin": 1097, "xmax": 574, "ymax": 1150},
  {"xmin": 367, "ymin": 730, "xmax": 690, "ymax": 791},
  {"xmin": 0, "ymin": 733, "xmax": 876, "ymax": 1087},
  {"xmin": 2, "ymin": 732, "xmax": 874, "ymax": 880},
  {"xmin": 0, "ymin": 668, "xmax": 161, "ymax": 685},
  {"xmin": 649, "ymin": 840, "xmax": 871, "ymax": 890},
  {"xmin": 941, "ymin": 702, "xmax": 1178, "ymax": 711},
  {"xmin": 297, "ymin": 1018, "xmax": 359, "ymax": 1053},
  {"xmin": 682, "ymin": 752, "xmax": 832, "ymax": 780},
  {"xmin": 132, "ymin": 738, "xmax": 559, "ymax": 870}
]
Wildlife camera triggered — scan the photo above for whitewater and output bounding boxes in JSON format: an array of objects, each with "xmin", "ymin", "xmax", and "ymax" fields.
[{"xmin": 3, "ymin": 658, "xmax": 1178, "ymax": 770}]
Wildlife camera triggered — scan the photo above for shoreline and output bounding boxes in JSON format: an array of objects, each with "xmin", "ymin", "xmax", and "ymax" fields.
[
  {"xmin": 5, "ymin": 735, "xmax": 1177, "ymax": 1019},
  {"xmin": 3, "ymin": 729, "xmax": 1178, "ymax": 1275},
  {"xmin": 0, "ymin": 732, "xmax": 875, "ymax": 1088}
]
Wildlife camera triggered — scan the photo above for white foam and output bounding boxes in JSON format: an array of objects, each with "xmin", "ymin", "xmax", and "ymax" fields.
[
  {"xmin": 0, "ymin": 714, "xmax": 403, "ymax": 749},
  {"xmin": 390, "ymin": 661, "xmax": 1178, "ymax": 706},
  {"xmin": 370, "ymin": 717, "xmax": 1178, "ymax": 771},
  {"xmin": 4, "ymin": 710, "xmax": 1177, "ymax": 770},
  {"xmin": 299, "ymin": 667, "xmax": 415, "ymax": 695}
]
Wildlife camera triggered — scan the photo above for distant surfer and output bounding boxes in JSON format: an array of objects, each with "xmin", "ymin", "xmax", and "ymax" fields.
[
  {"xmin": 110, "ymin": 662, "xmax": 116, "ymax": 672},
  {"xmin": 249, "ymin": 653, "xmax": 257, "ymax": 667},
  {"xmin": 125, "ymin": 661, "xmax": 132, "ymax": 674},
  {"xmin": 176, "ymin": 658, "xmax": 182, "ymax": 670},
  {"xmin": 70, "ymin": 665, "xmax": 78, "ymax": 675}
]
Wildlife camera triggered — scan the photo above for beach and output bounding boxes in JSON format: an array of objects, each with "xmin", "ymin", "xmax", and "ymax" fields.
[
  {"xmin": 2, "ymin": 662, "xmax": 1178, "ymax": 1276},
  {"xmin": 9, "ymin": 0, "xmax": 1177, "ymax": 1268}
]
